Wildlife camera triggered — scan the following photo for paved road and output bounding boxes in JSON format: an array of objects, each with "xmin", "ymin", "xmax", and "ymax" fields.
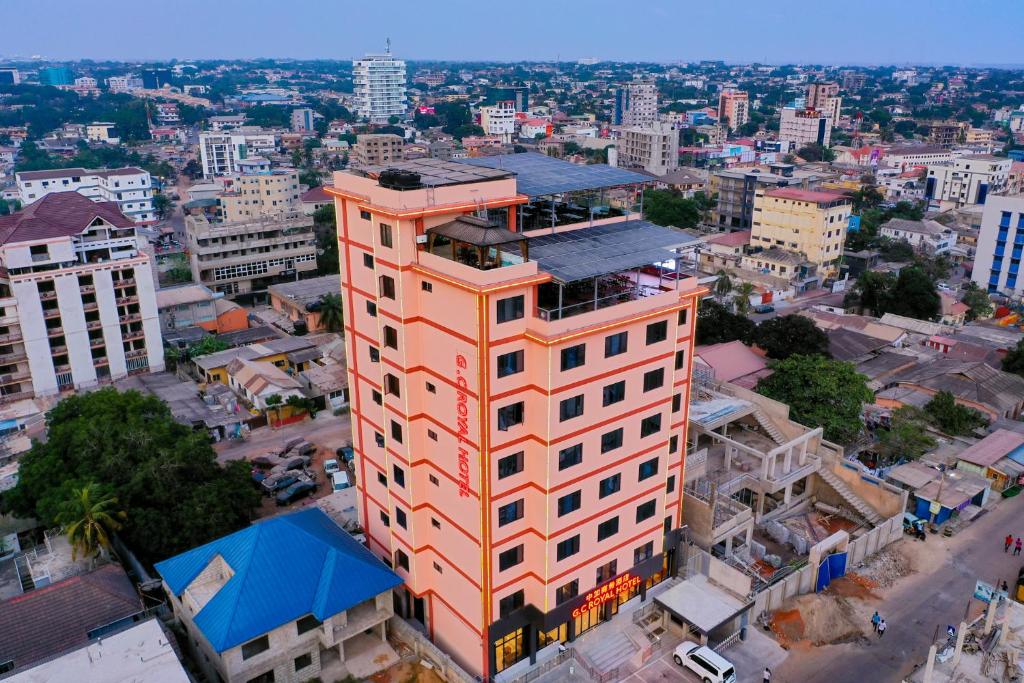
[{"xmin": 774, "ymin": 495, "xmax": 1024, "ymax": 683}]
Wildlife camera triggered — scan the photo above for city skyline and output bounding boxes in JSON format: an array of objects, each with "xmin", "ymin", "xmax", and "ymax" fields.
[{"xmin": 3, "ymin": 0, "xmax": 1022, "ymax": 66}]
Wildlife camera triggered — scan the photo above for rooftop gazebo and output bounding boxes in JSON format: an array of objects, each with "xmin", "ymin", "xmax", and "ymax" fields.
[{"xmin": 426, "ymin": 215, "xmax": 528, "ymax": 270}]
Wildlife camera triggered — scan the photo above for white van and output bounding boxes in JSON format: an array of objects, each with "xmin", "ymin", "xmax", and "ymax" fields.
[
  {"xmin": 672, "ymin": 642, "xmax": 736, "ymax": 683},
  {"xmin": 332, "ymin": 471, "xmax": 352, "ymax": 491}
]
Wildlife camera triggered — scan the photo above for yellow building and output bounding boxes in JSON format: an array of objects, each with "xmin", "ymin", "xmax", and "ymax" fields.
[
  {"xmin": 218, "ymin": 170, "xmax": 301, "ymax": 223},
  {"xmin": 751, "ymin": 187, "xmax": 851, "ymax": 275}
]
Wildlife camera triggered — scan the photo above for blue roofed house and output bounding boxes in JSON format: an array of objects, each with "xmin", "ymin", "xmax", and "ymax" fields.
[{"xmin": 155, "ymin": 508, "xmax": 402, "ymax": 683}]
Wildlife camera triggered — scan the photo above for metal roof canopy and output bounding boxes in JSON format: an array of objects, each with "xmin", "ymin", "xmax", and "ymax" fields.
[
  {"xmin": 510, "ymin": 220, "xmax": 698, "ymax": 283},
  {"xmin": 457, "ymin": 152, "xmax": 652, "ymax": 197},
  {"xmin": 362, "ymin": 157, "xmax": 513, "ymax": 187},
  {"xmin": 427, "ymin": 215, "xmax": 524, "ymax": 247}
]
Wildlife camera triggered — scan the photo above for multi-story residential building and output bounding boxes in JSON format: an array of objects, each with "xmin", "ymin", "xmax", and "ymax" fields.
[
  {"xmin": 779, "ymin": 107, "xmax": 832, "ymax": 149},
  {"xmin": 614, "ymin": 79, "xmax": 658, "ymax": 126},
  {"xmin": 927, "ymin": 120, "xmax": 970, "ymax": 147},
  {"xmin": 290, "ymin": 108, "xmax": 319, "ymax": 132},
  {"xmin": 489, "ymin": 85, "xmax": 529, "ymax": 113},
  {"xmin": 750, "ymin": 187, "xmax": 851, "ymax": 275},
  {"xmin": 16, "ymin": 167, "xmax": 155, "ymax": 223},
  {"xmin": 86, "ymin": 122, "xmax": 118, "ymax": 144},
  {"xmin": 155, "ymin": 508, "xmax": 403, "ymax": 683},
  {"xmin": 0, "ymin": 192, "xmax": 164, "ymax": 401},
  {"xmin": 106, "ymin": 75, "xmax": 142, "ymax": 93},
  {"xmin": 717, "ymin": 88, "xmax": 749, "ymax": 131},
  {"xmin": 479, "ymin": 101, "xmax": 517, "ymax": 143},
  {"xmin": 352, "ymin": 52, "xmax": 407, "ymax": 123},
  {"xmin": 881, "ymin": 144, "xmax": 952, "ymax": 171},
  {"xmin": 352, "ymin": 134, "xmax": 404, "ymax": 167},
  {"xmin": 154, "ymin": 102, "xmax": 180, "ymax": 125},
  {"xmin": 39, "ymin": 66, "xmax": 73, "ymax": 86},
  {"xmin": 185, "ymin": 211, "xmax": 316, "ymax": 297},
  {"xmin": 879, "ymin": 218, "xmax": 957, "ymax": 255},
  {"xmin": 710, "ymin": 163, "xmax": 830, "ymax": 230},
  {"xmin": 973, "ymin": 193, "xmax": 1024, "ymax": 295},
  {"xmin": 208, "ymin": 115, "xmax": 247, "ymax": 131},
  {"xmin": 0, "ymin": 68, "xmax": 20, "ymax": 85},
  {"xmin": 924, "ymin": 155, "xmax": 1012, "ymax": 210},
  {"xmin": 199, "ymin": 133, "xmax": 249, "ymax": 178},
  {"xmin": 806, "ymin": 82, "xmax": 841, "ymax": 123},
  {"xmin": 620, "ymin": 123, "xmax": 680, "ymax": 176},
  {"xmin": 327, "ymin": 159, "xmax": 702, "ymax": 678},
  {"xmin": 841, "ymin": 72, "xmax": 866, "ymax": 91},
  {"xmin": 217, "ymin": 170, "xmax": 301, "ymax": 223}
]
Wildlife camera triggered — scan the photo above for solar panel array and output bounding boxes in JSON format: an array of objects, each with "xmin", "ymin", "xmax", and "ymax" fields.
[
  {"xmin": 518, "ymin": 220, "xmax": 699, "ymax": 283},
  {"xmin": 364, "ymin": 157, "xmax": 513, "ymax": 187},
  {"xmin": 457, "ymin": 153, "xmax": 652, "ymax": 197}
]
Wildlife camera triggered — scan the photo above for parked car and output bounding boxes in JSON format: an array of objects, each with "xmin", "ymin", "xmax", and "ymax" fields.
[
  {"xmin": 276, "ymin": 480, "xmax": 317, "ymax": 506},
  {"xmin": 672, "ymin": 642, "xmax": 736, "ymax": 683},
  {"xmin": 280, "ymin": 437, "xmax": 305, "ymax": 455},
  {"xmin": 754, "ymin": 303, "xmax": 775, "ymax": 314},
  {"xmin": 279, "ymin": 455, "xmax": 310, "ymax": 471},
  {"xmin": 261, "ymin": 473, "xmax": 298, "ymax": 495},
  {"xmin": 336, "ymin": 445, "xmax": 355, "ymax": 463},
  {"xmin": 251, "ymin": 454, "xmax": 279, "ymax": 469},
  {"xmin": 292, "ymin": 440, "xmax": 316, "ymax": 456},
  {"xmin": 332, "ymin": 471, "xmax": 352, "ymax": 492},
  {"xmin": 323, "ymin": 459, "xmax": 340, "ymax": 475}
]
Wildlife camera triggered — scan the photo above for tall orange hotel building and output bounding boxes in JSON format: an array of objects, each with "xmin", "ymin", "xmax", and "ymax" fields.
[{"xmin": 327, "ymin": 155, "xmax": 703, "ymax": 679}]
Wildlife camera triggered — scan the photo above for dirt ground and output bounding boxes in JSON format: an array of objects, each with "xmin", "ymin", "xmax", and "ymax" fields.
[{"xmin": 370, "ymin": 660, "xmax": 446, "ymax": 683}]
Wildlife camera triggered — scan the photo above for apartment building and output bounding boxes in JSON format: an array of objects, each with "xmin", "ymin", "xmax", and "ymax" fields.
[
  {"xmin": 619, "ymin": 123, "xmax": 680, "ymax": 176},
  {"xmin": 710, "ymin": 163, "xmax": 830, "ymax": 230},
  {"xmin": 327, "ymin": 159, "xmax": 703, "ymax": 678},
  {"xmin": 86, "ymin": 123, "xmax": 118, "ymax": 144},
  {"xmin": 927, "ymin": 120, "xmax": 970, "ymax": 147},
  {"xmin": 353, "ymin": 52, "xmax": 407, "ymax": 123},
  {"xmin": 106, "ymin": 75, "xmax": 142, "ymax": 93},
  {"xmin": 614, "ymin": 79, "xmax": 658, "ymax": 126},
  {"xmin": 779, "ymin": 107, "xmax": 832, "ymax": 149},
  {"xmin": 973, "ymin": 193, "xmax": 1024, "ymax": 295},
  {"xmin": 0, "ymin": 192, "xmax": 164, "ymax": 402},
  {"xmin": 925, "ymin": 155, "xmax": 1013, "ymax": 210},
  {"xmin": 291, "ymin": 108, "xmax": 319, "ymax": 132},
  {"xmin": 353, "ymin": 134, "xmax": 404, "ymax": 167},
  {"xmin": 217, "ymin": 170, "xmax": 301, "ymax": 223},
  {"xmin": 751, "ymin": 187, "xmax": 851, "ymax": 275},
  {"xmin": 479, "ymin": 101, "xmax": 517, "ymax": 143},
  {"xmin": 806, "ymin": 82, "xmax": 842, "ymax": 123},
  {"xmin": 16, "ymin": 167, "xmax": 155, "ymax": 223},
  {"xmin": 199, "ymin": 133, "xmax": 249, "ymax": 178},
  {"xmin": 489, "ymin": 85, "xmax": 529, "ymax": 113},
  {"xmin": 879, "ymin": 218, "xmax": 957, "ymax": 255},
  {"xmin": 717, "ymin": 88, "xmax": 749, "ymax": 131}
]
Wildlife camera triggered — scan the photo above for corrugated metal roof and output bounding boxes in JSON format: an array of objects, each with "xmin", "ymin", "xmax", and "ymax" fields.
[
  {"xmin": 458, "ymin": 152, "xmax": 651, "ymax": 197},
  {"xmin": 154, "ymin": 508, "xmax": 401, "ymax": 653}
]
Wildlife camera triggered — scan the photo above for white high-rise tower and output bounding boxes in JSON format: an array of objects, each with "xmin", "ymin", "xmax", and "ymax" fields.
[{"xmin": 353, "ymin": 43, "xmax": 407, "ymax": 123}]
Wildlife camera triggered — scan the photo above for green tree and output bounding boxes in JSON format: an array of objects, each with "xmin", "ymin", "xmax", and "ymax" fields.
[
  {"xmin": 313, "ymin": 204, "xmax": 339, "ymax": 275},
  {"xmin": 1, "ymin": 389, "xmax": 259, "ymax": 563},
  {"xmin": 285, "ymin": 394, "xmax": 317, "ymax": 418},
  {"xmin": 642, "ymin": 189, "xmax": 701, "ymax": 229},
  {"xmin": 56, "ymin": 483, "xmax": 126, "ymax": 561},
  {"xmin": 153, "ymin": 193, "xmax": 172, "ymax": 220},
  {"xmin": 732, "ymin": 281, "xmax": 757, "ymax": 316},
  {"xmin": 874, "ymin": 407, "xmax": 936, "ymax": 465},
  {"xmin": 188, "ymin": 335, "xmax": 229, "ymax": 358},
  {"xmin": 924, "ymin": 390, "xmax": 987, "ymax": 436},
  {"xmin": 755, "ymin": 355, "xmax": 873, "ymax": 443},
  {"xmin": 753, "ymin": 315, "xmax": 831, "ymax": 360},
  {"xmin": 796, "ymin": 143, "xmax": 835, "ymax": 162},
  {"xmin": 713, "ymin": 270, "xmax": 732, "ymax": 302},
  {"xmin": 317, "ymin": 293, "xmax": 343, "ymax": 332},
  {"xmin": 695, "ymin": 299, "xmax": 756, "ymax": 346},
  {"xmin": 960, "ymin": 282, "xmax": 993, "ymax": 321},
  {"xmin": 1003, "ymin": 339, "xmax": 1024, "ymax": 378},
  {"xmin": 845, "ymin": 270, "xmax": 895, "ymax": 316},
  {"xmin": 887, "ymin": 266, "xmax": 940, "ymax": 320}
]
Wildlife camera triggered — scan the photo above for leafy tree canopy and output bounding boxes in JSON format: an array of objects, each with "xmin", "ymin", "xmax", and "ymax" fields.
[
  {"xmin": 695, "ymin": 299, "xmax": 756, "ymax": 346},
  {"xmin": 1003, "ymin": 339, "xmax": 1024, "ymax": 379},
  {"xmin": 924, "ymin": 390, "xmax": 987, "ymax": 436},
  {"xmin": 752, "ymin": 314, "xmax": 831, "ymax": 360},
  {"xmin": 874, "ymin": 406, "xmax": 936, "ymax": 465},
  {"xmin": 961, "ymin": 282, "xmax": 993, "ymax": 321},
  {"xmin": 642, "ymin": 189, "xmax": 702, "ymax": 229}
]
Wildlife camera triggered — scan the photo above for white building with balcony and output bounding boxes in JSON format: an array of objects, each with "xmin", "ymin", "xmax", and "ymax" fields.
[
  {"xmin": 352, "ymin": 52, "xmax": 407, "ymax": 123},
  {"xmin": 0, "ymin": 192, "xmax": 164, "ymax": 401},
  {"xmin": 479, "ymin": 101, "xmax": 517, "ymax": 143},
  {"xmin": 199, "ymin": 133, "xmax": 249, "ymax": 178},
  {"xmin": 16, "ymin": 167, "xmax": 155, "ymax": 223}
]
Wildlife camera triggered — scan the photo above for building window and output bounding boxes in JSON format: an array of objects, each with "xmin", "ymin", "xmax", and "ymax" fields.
[
  {"xmin": 395, "ymin": 549, "xmax": 410, "ymax": 571},
  {"xmin": 384, "ymin": 374, "xmax": 400, "ymax": 397},
  {"xmin": 643, "ymin": 368, "xmax": 664, "ymax": 392},
  {"xmin": 638, "ymin": 457, "xmax": 659, "ymax": 481},
  {"xmin": 499, "ymin": 590, "xmax": 524, "ymax": 618},
  {"xmin": 672, "ymin": 393, "xmax": 681, "ymax": 412},
  {"xmin": 557, "ymin": 534, "xmax": 580, "ymax": 560},
  {"xmin": 427, "ymin": 429, "xmax": 437, "ymax": 441},
  {"xmin": 360, "ymin": 210, "xmax": 372, "ymax": 221},
  {"xmin": 497, "ymin": 402, "xmax": 524, "ymax": 431},
  {"xmin": 597, "ymin": 516, "xmax": 620, "ymax": 541},
  {"xmin": 558, "ymin": 443, "xmax": 582, "ymax": 470},
  {"xmin": 433, "ymin": 561, "xmax": 443, "ymax": 573},
  {"xmin": 646, "ymin": 320, "xmax": 668, "ymax": 345},
  {"xmin": 595, "ymin": 560, "xmax": 618, "ymax": 584},
  {"xmin": 377, "ymin": 472, "xmax": 387, "ymax": 486},
  {"xmin": 634, "ymin": 541, "xmax": 655, "ymax": 565},
  {"xmin": 601, "ymin": 428, "xmax": 624, "ymax": 453},
  {"xmin": 363, "ymin": 253, "xmax": 374, "ymax": 268},
  {"xmin": 432, "ymin": 517, "xmax": 441, "ymax": 529},
  {"xmin": 496, "ymin": 295, "xmax": 525, "ymax": 323},
  {"xmin": 557, "ymin": 490, "xmax": 581, "ymax": 516},
  {"xmin": 602, "ymin": 380, "xmax": 626, "ymax": 407},
  {"xmin": 294, "ymin": 653, "xmax": 313, "ymax": 671},
  {"xmin": 429, "ymin": 474, "xmax": 440, "ymax": 486},
  {"xmin": 395, "ymin": 508, "xmax": 407, "ymax": 528},
  {"xmin": 379, "ymin": 275, "xmax": 396, "ymax": 299},
  {"xmin": 380, "ymin": 511, "xmax": 390, "ymax": 527},
  {"xmin": 636, "ymin": 499, "xmax": 657, "ymax": 523},
  {"xmin": 366, "ymin": 301, "xmax": 377, "ymax": 317},
  {"xmin": 391, "ymin": 420, "xmax": 403, "ymax": 444},
  {"xmin": 675, "ymin": 350, "xmax": 686, "ymax": 370},
  {"xmin": 498, "ymin": 544, "xmax": 524, "ymax": 571},
  {"xmin": 426, "ymin": 382, "xmax": 436, "ymax": 393},
  {"xmin": 556, "ymin": 579, "xmax": 580, "ymax": 605},
  {"xmin": 560, "ymin": 343, "xmax": 586, "ymax": 370},
  {"xmin": 393, "ymin": 465, "xmax": 405, "ymax": 487},
  {"xmin": 497, "ymin": 451, "xmax": 524, "ymax": 479},
  {"xmin": 640, "ymin": 413, "xmax": 662, "ymax": 437},
  {"xmin": 241, "ymin": 635, "xmax": 270, "ymax": 660},
  {"xmin": 372, "ymin": 389, "xmax": 382, "ymax": 405},
  {"xmin": 678, "ymin": 309, "xmax": 688, "ymax": 326},
  {"xmin": 669, "ymin": 435, "xmax": 678, "ymax": 453},
  {"xmin": 497, "ymin": 499, "xmax": 524, "ymax": 526},
  {"xmin": 605, "ymin": 331, "xmax": 628, "ymax": 357},
  {"xmin": 296, "ymin": 614, "xmax": 321, "ymax": 635},
  {"xmin": 559, "ymin": 394, "xmax": 584, "ymax": 421},
  {"xmin": 369, "ymin": 347, "xmax": 380, "ymax": 363},
  {"xmin": 422, "ymin": 281, "xmax": 433, "ymax": 292},
  {"xmin": 380, "ymin": 223, "xmax": 393, "ymax": 248},
  {"xmin": 598, "ymin": 473, "xmax": 621, "ymax": 498},
  {"xmin": 666, "ymin": 475, "xmax": 676, "ymax": 493},
  {"xmin": 383, "ymin": 325, "xmax": 398, "ymax": 349},
  {"xmin": 497, "ymin": 350, "xmax": 524, "ymax": 378}
]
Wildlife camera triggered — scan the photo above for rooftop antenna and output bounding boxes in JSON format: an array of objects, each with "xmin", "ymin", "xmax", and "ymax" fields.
[{"xmin": 385, "ymin": 38, "xmax": 391, "ymax": 56}]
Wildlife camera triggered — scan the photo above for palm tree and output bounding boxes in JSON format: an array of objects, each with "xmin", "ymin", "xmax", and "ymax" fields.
[
  {"xmin": 56, "ymin": 484, "xmax": 126, "ymax": 562},
  {"xmin": 714, "ymin": 270, "xmax": 733, "ymax": 302},
  {"xmin": 318, "ymin": 293, "xmax": 344, "ymax": 332},
  {"xmin": 732, "ymin": 282, "xmax": 757, "ymax": 316}
]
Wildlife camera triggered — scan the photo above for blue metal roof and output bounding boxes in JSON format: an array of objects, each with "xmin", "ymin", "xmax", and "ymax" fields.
[
  {"xmin": 154, "ymin": 508, "xmax": 401, "ymax": 653},
  {"xmin": 457, "ymin": 152, "xmax": 652, "ymax": 197}
]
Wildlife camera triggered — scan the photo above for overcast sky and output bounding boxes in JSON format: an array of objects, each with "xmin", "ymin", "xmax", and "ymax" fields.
[{"xmin": 3, "ymin": 0, "xmax": 1022, "ymax": 65}]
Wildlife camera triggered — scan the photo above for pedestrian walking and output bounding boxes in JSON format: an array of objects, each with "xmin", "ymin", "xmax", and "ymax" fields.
[
  {"xmin": 871, "ymin": 611, "xmax": 880, "ymax": 632},
  {"xmin": 1006, "ymin": 534, "xmax": 1014, "ymax": 552},
  {"xmin": 877, "ymin": 619, "xmax": 887, "ymax": 638},
  {"xmin": 763, "ymin": 667, "xmax": 772, "ymax": 683},
  {"xmin": 1016, "ymin": 538, "xmax": 1022, "ymax": 556}
]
